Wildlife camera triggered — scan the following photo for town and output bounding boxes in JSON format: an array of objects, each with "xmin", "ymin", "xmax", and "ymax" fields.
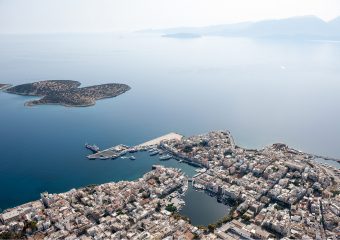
[{"xmin": 1, "ymin": 131, "xmax": 339, "ymax": 239}]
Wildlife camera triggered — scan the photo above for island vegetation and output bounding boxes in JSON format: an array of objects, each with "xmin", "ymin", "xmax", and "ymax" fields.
[{"xmin": 5, "ymin": 80, "xmax": 131, "ymax": 107}]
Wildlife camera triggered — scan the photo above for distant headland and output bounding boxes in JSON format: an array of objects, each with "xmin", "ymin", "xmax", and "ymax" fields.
[
  {"xmin": 162, "ymin": 33, "xmax": 201, "ymax": 39},
  {"xmin": 5, "ymin": 80, "xmax": 131, "ymax": 107}
]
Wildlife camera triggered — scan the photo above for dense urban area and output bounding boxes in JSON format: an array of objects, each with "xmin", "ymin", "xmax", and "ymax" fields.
[
  {"xmin": 1, "ymin": 131, "xmax": 339, "ymax": 239},
  {"xmin": 4, "ymin": 80, "xmax": 131, "ymax": 107}
]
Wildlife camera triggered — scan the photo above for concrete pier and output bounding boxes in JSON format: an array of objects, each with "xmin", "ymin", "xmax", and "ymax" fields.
[
  {"xmin": 87, "ymin": 144, "xmax": 128, "ymax": 160},
  {"xmin": 87, "ymin": 132, "xmax": 183, "ymax": 159}
]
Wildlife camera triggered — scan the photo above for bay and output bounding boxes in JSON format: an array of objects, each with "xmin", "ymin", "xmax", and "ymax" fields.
[{"xmin": 0, "ymin": 33, "xmax": 339, "ymax": 214}]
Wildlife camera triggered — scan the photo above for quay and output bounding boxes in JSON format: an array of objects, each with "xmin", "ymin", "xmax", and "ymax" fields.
[
  {"xmin": 135, "ymin": 132, "xmax": 183, "ymax": 148},
  {"xmin": 87, "ymin": 144, "xmax": 128, "ymax": 159},
  {"xmin": 87, "ymin": 132, "xmax": 183, "ymax": 159}
]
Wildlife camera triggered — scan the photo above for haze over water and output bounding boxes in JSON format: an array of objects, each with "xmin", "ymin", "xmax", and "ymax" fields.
[{"xmin": 0, "ymin": 33, "xmax": 340, "ymax": 211}]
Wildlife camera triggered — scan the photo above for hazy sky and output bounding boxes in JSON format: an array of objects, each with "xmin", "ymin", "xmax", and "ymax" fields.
[{"xmin": 0, "ymin": 0, "xmax": 339, "ymax": 34}]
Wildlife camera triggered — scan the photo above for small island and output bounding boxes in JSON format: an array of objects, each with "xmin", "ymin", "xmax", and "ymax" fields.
[
  {"xmin": 162, "ymin": 33, "xmax": 201, "ymax": 39},
  {"xmin": 5, "ymin": 80, "xmax": 131, "ymax": 107}
]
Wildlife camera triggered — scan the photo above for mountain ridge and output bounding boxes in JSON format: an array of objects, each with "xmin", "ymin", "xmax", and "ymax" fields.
[{"xmin": 140, "ymin": 15, "xmax": 340, "ymax": 40}]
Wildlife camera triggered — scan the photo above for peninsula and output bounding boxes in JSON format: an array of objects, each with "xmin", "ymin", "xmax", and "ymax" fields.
[
  {"xmin": 1, "ymin": 131, "xmax": 339, "ymax": 239},
  {"xmin": 5, "ymin": 80, "xmax": 131, "ymax": 107}
]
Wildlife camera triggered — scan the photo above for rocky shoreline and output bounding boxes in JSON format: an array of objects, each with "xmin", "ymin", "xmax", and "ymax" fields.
[
  {"xmin": 5, "ymin": 80, "xmax": 131, "ymax": 107},
  {"xmin": 0, "ymin": 84, "xmax": 12, "ymax": 90}
]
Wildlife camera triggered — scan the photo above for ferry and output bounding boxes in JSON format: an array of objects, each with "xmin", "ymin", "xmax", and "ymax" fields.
[
  {"xmin": 129, "ymin": 148, "xmax": 138, "ymax": 153},
  {"xmin": 150, "ymin": 150, "xmax": 159, "ymax": 156},
  {"xmin": 159, "ymin": 154, "xmax": 172, "ymax": 161},
  {"xmin": 129, "ymin": 156, "xmax": 136, "ymax": 160},
  {"xmin": 85, "ymin": 143, "xmax": 100, "ymax": 153}
]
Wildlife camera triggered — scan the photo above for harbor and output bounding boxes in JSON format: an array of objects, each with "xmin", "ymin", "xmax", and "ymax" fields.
[{"xmin": 86, "ymin": 132, "xmax": 183, "ymax": 160}]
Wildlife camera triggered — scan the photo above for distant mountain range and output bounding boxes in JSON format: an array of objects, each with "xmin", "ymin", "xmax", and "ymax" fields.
[{"xmin": 141, "ymin": 16, "xmax": 340, "ymax": 40}]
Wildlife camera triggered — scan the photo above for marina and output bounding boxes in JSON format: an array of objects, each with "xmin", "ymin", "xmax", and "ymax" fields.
[{"xmin": 86, "ymin": 132, "xmax": 183, "ymax": 160}]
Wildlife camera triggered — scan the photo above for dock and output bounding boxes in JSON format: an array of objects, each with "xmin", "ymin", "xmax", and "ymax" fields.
[
  {"xmin": 87, "ymin": 132, "xmax": 183, "ymax": 159},
  {"xmin": 87, "ymin": 144, "xmax": 129, "ymax": 160}
]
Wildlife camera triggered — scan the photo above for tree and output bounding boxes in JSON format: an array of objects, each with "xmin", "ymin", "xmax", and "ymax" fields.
[
  {"xmin": 183, "ymin": 145, "xmax": 193, "ymax": 153},
  {"xmin": 165, "ymin": 204, "xmax": 177, "ymax": 213},
  {"xmin": 208, "ymin": 224, "xmax": 216, "ymax": 232},
  {"xmin": 155, "ymin": 202, "xmax": 161, "ymax": 212}
]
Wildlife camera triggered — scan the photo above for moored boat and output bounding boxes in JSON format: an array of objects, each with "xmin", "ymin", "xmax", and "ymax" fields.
[
  {"xmin": 159, "ymin": 154, "xmax": 172, "ymax": 161},
  {"xmin": 85, "ymin": 143, "xmax": 100, "ymax": 153},
  {"xmin": 150, "ymin": 150, "xmax": 159, "ymax": 156}
]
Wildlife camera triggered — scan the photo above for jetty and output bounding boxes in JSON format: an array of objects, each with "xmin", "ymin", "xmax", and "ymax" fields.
[
  {"xmin": 135, "ymin": 132, "xmax": 183, "ymax": 148},
  {"xmin": 87, "ymin": 144, "xmax": 129, "ymax": 160},
  {"xmin": 87, "ymin": 132, "xmax": 183, "ymax": 159}
]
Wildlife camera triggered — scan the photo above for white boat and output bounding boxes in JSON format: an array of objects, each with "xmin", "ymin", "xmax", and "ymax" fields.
[
  {"xmin": 150, "ymin": 150, "xmax": 159, "ymax": 156},
  {"xmin": 159, "ymin": 154, "xmax": 172, "ymax": 161}
]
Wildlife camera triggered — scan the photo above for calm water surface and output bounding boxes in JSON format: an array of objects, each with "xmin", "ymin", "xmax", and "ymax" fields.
[{"xmin": 0, "ymin": 34, "xmax": 339, "ymax": 218}]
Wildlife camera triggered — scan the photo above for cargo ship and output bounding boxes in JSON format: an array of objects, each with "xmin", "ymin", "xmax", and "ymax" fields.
[{"xmin": 85, "ymin": 143, "xmax": 100, "ymax": 153}]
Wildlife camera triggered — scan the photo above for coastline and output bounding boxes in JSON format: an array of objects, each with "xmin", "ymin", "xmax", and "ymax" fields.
[
  {"xmin": 5, "ymin": 81, "xmax": 131, "ymax": 107},
  {"xmin": 0, "ymin": 84, "xmax": 12, "ymax": 91},
  {"xmin": 1, "ymin": 130, "xmax": 339, "ymax": 239},
  {"xmin": 4, "ymin": 132, "xmax": 340, "ymax": 213}
]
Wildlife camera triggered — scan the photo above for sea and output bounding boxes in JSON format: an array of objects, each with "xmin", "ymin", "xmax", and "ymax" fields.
[{"xmin": 0, "ymin": 33, "xmax": 339, "ymax": 225}]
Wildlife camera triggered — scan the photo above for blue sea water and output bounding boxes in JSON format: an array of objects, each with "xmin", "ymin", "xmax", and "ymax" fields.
[{"xmin": 0, "ymin": 33, "xmax": 340, "ymax": 218}]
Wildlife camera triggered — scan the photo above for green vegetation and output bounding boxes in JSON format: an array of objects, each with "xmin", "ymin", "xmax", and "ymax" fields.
[
  {"xmin": 0, "ymin": 231, "xmax": 23, "ymax": 239},
  {"xmin": 241, "ymin": 214, "xmax": 251, "ymax": 221},
  {"xmin": 24, "ymin": 220, "xmax": 38, "ymax": 231},
  {"xmin": 165, "ymin": 203, "xmax": 177, "ymax": 213},
  {"xmin": 331, "ymin": 190, "xmax": 340, "ymax": 197},
  {"xmin": 154, "ymin": 176, "xmax": 161, "ymax": 185},
  {"xmin": 192, "ymin": 232, "xmax": 200, "ymax": 239},
  {"xmin": 116, "ymin": 210, "xmax": 123, "ymax": 215},
  {"xmin": 224, "ymin": 149, "xmax": 233, "ymax": 156},
  {"xmin": 274, "ymin": 204, "xmax": 285, "ymax": 211},
  {"xmin": 0, "ymin": 221, "xmax": 38, "ymax": 239},
  {"xmin": 197, "ymin": 225, "xmax": 208, "ymax": 232},
  {"xmin": 208, "ymin": 223, "xmax": 216, "ymax": 232},
  {"xmin": 142, "ymin": 191, "xmax": 150, "ymax": 199},
  {"xmin": 292, "ymin": 179, "xmax": 300, "ymax": 186},
  {"xmin": 172, "ymin": 212, "xmax": 191, "ymax": 223},
  {"xmin": 200, "ymin": 140, "xmax": 209, "ymax": 147},
  {"xmin": 183, "ymin": 145, "xmax": 193, "ymax": 153},
  {"xmin": 155, "ymin": 201, "xmax": 161, "ymax": 212}
]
